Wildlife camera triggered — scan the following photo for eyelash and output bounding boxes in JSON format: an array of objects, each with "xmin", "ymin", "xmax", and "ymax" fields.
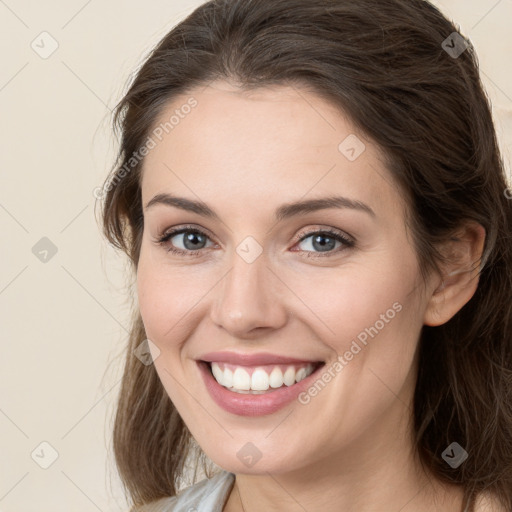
[{"xmin": 154, "ymin": 224, "xmax": 355, "ymax": 259}]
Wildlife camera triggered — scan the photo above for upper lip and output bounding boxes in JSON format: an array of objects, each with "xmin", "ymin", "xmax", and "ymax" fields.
[{"xmin": 198, "ymin": 351, "xmax": 323, "ymax": 366}]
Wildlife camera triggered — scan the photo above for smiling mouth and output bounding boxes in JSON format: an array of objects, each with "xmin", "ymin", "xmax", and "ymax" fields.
[{"xmin": 202, "ymin": 360, "xmax": 325, "ymax": 394}]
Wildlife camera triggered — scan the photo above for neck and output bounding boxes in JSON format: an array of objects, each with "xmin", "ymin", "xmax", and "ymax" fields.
[{"xmin": 223, "ymin": 384, "xmax": 464, "ymax": 512}]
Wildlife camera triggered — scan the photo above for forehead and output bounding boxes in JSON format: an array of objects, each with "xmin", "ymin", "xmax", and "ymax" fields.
[{"xmin": 140, "ymin": 81, "xmax": 404, "ymax": 222}]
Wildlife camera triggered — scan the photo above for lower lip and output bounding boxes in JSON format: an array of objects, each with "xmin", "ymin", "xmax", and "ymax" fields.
[{"xmin": 197, "ymin": 361, "xmax": 324, "ymax": 417}]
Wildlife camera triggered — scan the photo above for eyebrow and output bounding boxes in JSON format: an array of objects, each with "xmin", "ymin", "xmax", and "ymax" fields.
[{"xmin": 144, "ymin": 193, "xmax": 376, "ymax": 221}]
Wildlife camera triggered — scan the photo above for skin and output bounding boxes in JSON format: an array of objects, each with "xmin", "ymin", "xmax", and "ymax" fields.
[{"xmin": 136, "ymin": 80, "xmax": 486, "ymax": 512}]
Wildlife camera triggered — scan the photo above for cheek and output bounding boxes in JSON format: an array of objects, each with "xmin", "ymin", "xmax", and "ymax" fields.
[
  {"xmin": 136, "ymin": 253, "xmax": 186, "ymax": 343},
  {"xmin": 293, "ymin": 257, "xmax": 417, "ymax": 348},
  {"xmin": 136, "ymin": 248, "xmax": 216, "ymax": 353},
  {"xmin": 291, "ymin": 272, "xmax": 422, "ymax": 444},
  {"xmin": 136, "ymin": 258, "xmax": 197, "ymax": 400}
]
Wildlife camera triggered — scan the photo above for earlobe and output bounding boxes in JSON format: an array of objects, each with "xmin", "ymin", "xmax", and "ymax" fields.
[{"xmin": 423, "ymin": 222, "xmax": 486, "ymax": 327}]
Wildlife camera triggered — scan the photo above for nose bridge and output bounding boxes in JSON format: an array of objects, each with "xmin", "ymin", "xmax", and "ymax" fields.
[
  {"xmin": 210, "ymin": 244, "xmax": 286, "ymax": 336},
  {"xmin": 227, "ymin": 248, "xmax": 267, "ymax": 299}
]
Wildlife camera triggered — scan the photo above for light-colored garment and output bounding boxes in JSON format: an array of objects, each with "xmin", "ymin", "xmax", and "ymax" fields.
[
  {"xmin": 137, "ymin": 470, "xmax": 474, "ymax": 512},
  {"xmin": 138, "ymin": 470, "xmax": 235, "ymax": 512}
]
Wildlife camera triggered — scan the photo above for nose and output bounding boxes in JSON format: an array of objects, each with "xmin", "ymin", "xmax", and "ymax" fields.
[{"xmin": 209, "ymin": 250, "xmax": 288, "ymax": 338}]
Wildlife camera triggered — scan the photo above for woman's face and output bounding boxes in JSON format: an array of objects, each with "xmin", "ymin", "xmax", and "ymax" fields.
[{"xmin": 137, "ymin": 81, "xmax": 437, "ymax": 475}]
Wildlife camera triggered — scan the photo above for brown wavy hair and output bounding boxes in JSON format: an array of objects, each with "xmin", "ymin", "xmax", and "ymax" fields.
[{"xmin": 99, "ymin": 0, "xmax": 512, "ymax": 509}]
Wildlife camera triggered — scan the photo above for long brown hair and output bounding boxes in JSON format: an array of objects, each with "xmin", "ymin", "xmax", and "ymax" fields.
[{"xmin": 99, "ymin": 0, "xmax": 512, "ymax": 509}]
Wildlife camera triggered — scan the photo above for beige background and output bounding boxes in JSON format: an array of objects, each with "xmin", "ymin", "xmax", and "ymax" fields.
[{"xmin": 1, "ymin": 1, "xmax": 511, "ymax": 511}]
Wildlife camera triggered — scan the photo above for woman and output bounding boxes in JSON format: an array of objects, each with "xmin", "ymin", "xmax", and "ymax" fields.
[{"xmin": 99, "ymin": 0, "xmax": 512, "ymax": 510}]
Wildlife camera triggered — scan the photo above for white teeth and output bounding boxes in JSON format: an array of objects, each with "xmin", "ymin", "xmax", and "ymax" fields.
[
  {"xmin": 269, "ymin": 367, "xmax": 284, "ymax": 388},
  {"xmin": 283, "ymin": 366, "xmax": 296, "ymax": 386},
  {"xmin": 223, "ymin": 367, "xmax": 233, "ymax": 388},
  {"xmin": 295, "ymin": 368, "xmax": 307, "ymax": 382},
  {"xmin": 211, "ymin": 362, "xmax": 224, "ymax": 384},
  {"xmin": 232, "ymin": 367, "xmax": 251, "ymax": 390},
  {"xmin": 251, "ymin": 368, "xmax": 269, "ymax": 391},
  {"xmin": 209, "ymin": 362, "xmax": 316, "ymax": 393}
]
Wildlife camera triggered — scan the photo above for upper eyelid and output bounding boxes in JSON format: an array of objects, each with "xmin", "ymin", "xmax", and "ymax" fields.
[
  {"xmin": 159, "ymin": 224, "xmax": 350, "ymax": 238},
  {"xmin": 296, "ymin": 226, "xmax": 353, "ymax": 242},
  {"xmin": 159, "ymin": 225, "xmax": 216, "ymax": 243}
]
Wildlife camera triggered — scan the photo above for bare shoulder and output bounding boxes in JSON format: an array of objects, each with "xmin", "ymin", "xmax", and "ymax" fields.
[{"xmin": 473, "ymin": 491, "xmax": 508, "ymax": 512}]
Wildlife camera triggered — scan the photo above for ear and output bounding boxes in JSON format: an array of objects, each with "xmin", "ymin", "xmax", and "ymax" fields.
[{"xmin": 423, "ymin": 221, "xmax": 486, "ymax": 327}]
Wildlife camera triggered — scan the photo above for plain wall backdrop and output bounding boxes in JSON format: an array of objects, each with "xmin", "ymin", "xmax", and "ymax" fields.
[{"xmin": 1, "ymin": 1, "xmax": 511, "ymax": 511}]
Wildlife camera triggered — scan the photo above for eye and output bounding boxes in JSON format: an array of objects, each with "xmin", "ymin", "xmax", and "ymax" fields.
[
  {"xmin": 154, "ymin": 225, "xmax": 355, "ymax": 258},
  {"xmin": 293, "ymin": 228, "xmax": 355, "ymax": 258},
  {"xmin": 155, "ymin": 226, "xmax": 215, "ymax": 257}
]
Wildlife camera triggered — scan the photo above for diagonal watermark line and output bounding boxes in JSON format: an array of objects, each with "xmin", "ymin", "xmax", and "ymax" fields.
[
  {"xmin": 266, "ymin": 472, "xmax": 309, "ymax": 511},
  {"xmin": 0, "ymin": 472, "xmax": 29, "ymax": 502},
  {"xmin": 60, "ymin": 204, "xmax": 89, "ymax": 233},
  {"xmin": 0, "ymin": 202, "xmax": 29, "ymax": 233},
  {"xmin": 367, "ymin": 367, "xmax": 411, "ymax": 412},
  {"xmin": 0, "ymin": 265, "xmax": 28, "ymax": 296},
  {"xmin": 264, "ymin": 163, "xmax": 337, "ymax": 237},
  {"xmin": 61, "ymin": 0, "xmax": 93, "ymax": 29},
  {"xmin": 481, "ymin": 70, "xmax": 512, "ymax": 105},
  {"xmin": 289, "ymin": 82, "xmax": 337, "ymax": 132},
  {"xmin": 61, "ymin": 61, "xmax": 112, "ymax": 112},
  {"xmin": 60, "ymin": 265, "xmax": 128, "ymax": 333},
  {"xmin": 265, "ymin": 266, "xmax": 336, "ymax": 335},
  {"xmin": 367, "ymin": 160, "xmax": 396, "ymax": 190},
  {"xmin": 61, "ymin": 377, "xmax": 122, "ymax": 439},
  {"xmin": 0, "ymin": 62, "xmax": 29, "ymax": 92},
  {"xmin": 235, "ymin": 482, "xmax": 249, "ymax": 511},
  {"xmin": 163, "ymin": 162, "xmax": 234, "ymax": 234},
  {"xmin": 164, "ymin": 267, "xmax": 233, "ymax": 337},
  {"xmin": 264, "ymin": 409, "xmax": 294, "ymax": 438},
  {"xmin": 471, "ymin": 0, "xmax": 503, "ymax": 31},
  {"xmin": 0, "ymin": 408, "xmax": 29, "ymax": 439},
  {"xmin": 61, "ymin": 471, "xmax": 103, "ymax": 511},
  {"xmin": 0, "ymin": 0, "xmax": 29, "ymax": 28},
  {"xmin": 299, "ymin": 163, "xmax": 337, "ymax": 198},
  {"xmin": 162, "ymin": 367, "xmax": 234, "ymax": 438},
  {"xmin": 397, "ymin": 479, "xmax": 430, "ymax": 512}
]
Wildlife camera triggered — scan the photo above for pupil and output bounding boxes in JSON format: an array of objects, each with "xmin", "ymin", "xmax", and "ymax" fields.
[
  {"xmin": 181, "ymin": 232, "xmax": 336, "ymax": 252},
  {"xmin": 313, "ymin": 234, "xmax": 335, "ymax": 252},
  {"xmin": 184, "ymin": 231, "xmax": 206, "ymax": 250}
]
